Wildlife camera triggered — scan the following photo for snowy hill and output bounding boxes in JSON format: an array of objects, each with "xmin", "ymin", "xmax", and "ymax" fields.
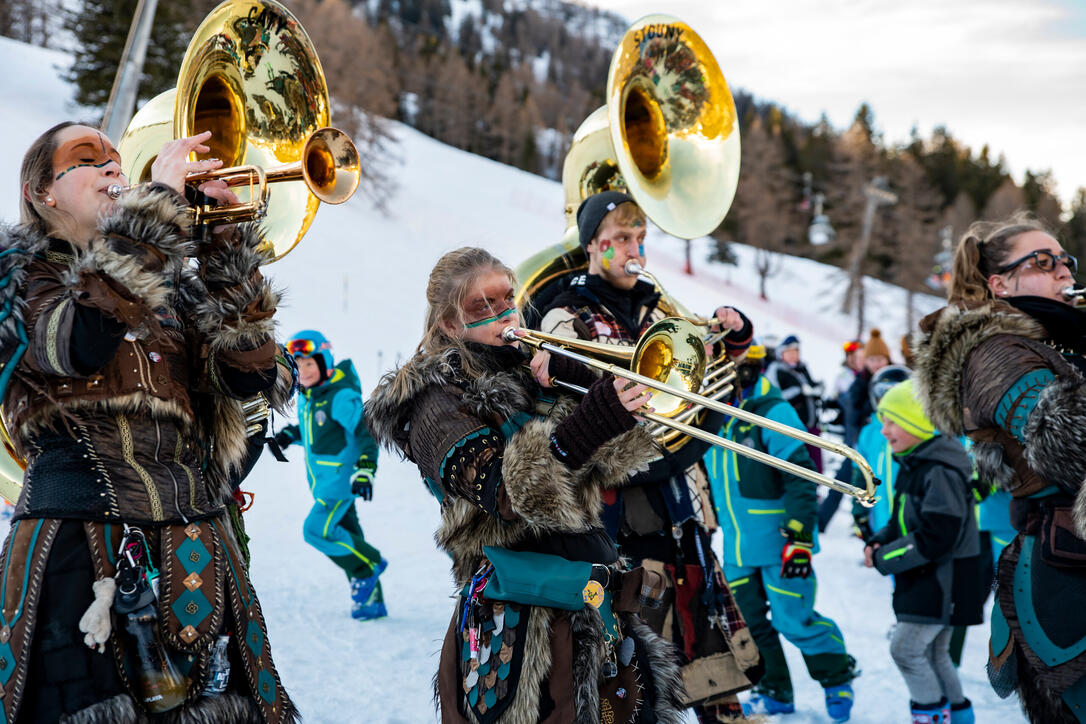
[{"xmin": 0, "ymin": 36, "xmax": 1026, "ymax": 723}]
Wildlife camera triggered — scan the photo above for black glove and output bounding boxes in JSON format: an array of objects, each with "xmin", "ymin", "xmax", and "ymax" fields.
[
  {"xmin": 780, "ymin": 525, "xmax": 814, "ymax": 579},
  {"xmin": 549, "ymin": 375, "xmax": 636, "ymax": 469},
  {"xmin": 273, "ymin": 430, "xmax": 295, "ymax": 450},
  {"xmin": 350, "ymin": 454, "xmax": 377, "ymax": 500}
]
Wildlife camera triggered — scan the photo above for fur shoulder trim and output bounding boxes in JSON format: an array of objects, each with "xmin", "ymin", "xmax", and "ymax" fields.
[
  {"xmin": 366, "ymin": 350, "xmax": 534, "ymax": 452},
  {"xmin": 193, "ymin": 224, "xmax": 279, "ymax": 351},
  {"xmin": 366, "ymin": 351, "xmax": 457, "ymax": 451},
  {"xmin": 99, "ymin": 185, "xmax": 193, "ymax": 260},
  {"xmin": 0, "ymin": 224, "xmax": 47, "ymax": 355},
  {"xmin": 913, "ymin": 304, "xmax": 1046, "ymax": 435}
]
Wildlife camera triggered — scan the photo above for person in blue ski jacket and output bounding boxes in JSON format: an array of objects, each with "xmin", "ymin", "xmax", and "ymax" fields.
[
  {"xmin": 706, "ymin": 343, "xmax": 857, "ymax": 722},
  {"xmin": 850, "ymin": 365, "xmax": 911, "ymax": 540},
  {"xmin": 274, "ymin": 330, "xmax": 388, "ymax": 620}
]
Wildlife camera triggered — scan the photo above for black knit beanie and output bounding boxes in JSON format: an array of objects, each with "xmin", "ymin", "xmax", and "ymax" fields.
[{"xmin": 576, "ymin": 191, "xmax": 636, "ymax": 248}]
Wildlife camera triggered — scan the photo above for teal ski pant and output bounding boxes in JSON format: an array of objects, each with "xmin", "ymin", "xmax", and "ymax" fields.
[
  {"xmin": 724, "ymin": 561, "xmax": 852, "ymax": 702},
  {"xmin": 302, "ymin": 498, "xmax": 381, "ymax": 580}
]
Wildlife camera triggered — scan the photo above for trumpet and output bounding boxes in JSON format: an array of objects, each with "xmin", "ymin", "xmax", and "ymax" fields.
[
  {"xmin": 1063, "ymin": 286, "xmax": 1086, "ymax": 299},
  {"xmin": 505, "ymin": 319, "xmax": 879, "ymax": 507},
  {"xmin": 107, "ymin": 127, "xmax": 360, "ymax": 227}
]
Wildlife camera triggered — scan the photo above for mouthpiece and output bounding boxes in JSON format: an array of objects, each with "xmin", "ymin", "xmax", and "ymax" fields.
[
  {"xmin": 1063, "ymin": 286, "xmax": 1086, "ymax": 299},
  {"xmin": 106, "ymin": 184, "xmax": 126, "ymax": 200},
  {"xmin": 625, "ymin": 260, "xmax": 644, "ymax": 276},
  {"xmin": 501, "ymin": 327, "xmax": 520, "ymax": 343}
]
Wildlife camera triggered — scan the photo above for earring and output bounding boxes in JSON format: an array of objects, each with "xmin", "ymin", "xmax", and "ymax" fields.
[{"xmin": 44, "ymin": 196, "xmax": 55, "ymax": 206}]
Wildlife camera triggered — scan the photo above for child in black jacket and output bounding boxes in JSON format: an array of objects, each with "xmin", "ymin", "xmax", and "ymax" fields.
[{"xmin": 863, "ymin": 380, "xmax": 983, "ymax": 724}]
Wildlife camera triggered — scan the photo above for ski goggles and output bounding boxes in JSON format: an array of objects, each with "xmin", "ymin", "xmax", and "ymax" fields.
[
  {"xmin": 996, "ymin": 249, "xmax": 1078, "ymax": 276},
  {"xmin": 53, "ymin": 132, "xmax": 122, "ymax": 180},
  {"xmin": 285, "ymin": 338, "xmax": 330, "ymax": 357}
]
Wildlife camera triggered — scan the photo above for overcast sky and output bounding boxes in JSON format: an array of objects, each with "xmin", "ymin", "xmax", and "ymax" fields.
[{"xmin": 589, "ymin": 0, "xmax": 1086, "ymax": 206}]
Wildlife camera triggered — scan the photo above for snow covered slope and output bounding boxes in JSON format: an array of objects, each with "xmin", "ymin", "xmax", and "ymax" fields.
[{"xmin": 0, "ymin": 37, "xmax": 1025, "ymax": 723}]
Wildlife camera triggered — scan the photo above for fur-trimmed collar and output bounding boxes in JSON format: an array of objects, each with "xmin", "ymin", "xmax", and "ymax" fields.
[
  {"xmin": 913, "ymin": 302, "xmax": 1046, "ymax": 435},
  {"xmin": 366, "ymin": 345, "xmax": 536, "ymax": 453}
]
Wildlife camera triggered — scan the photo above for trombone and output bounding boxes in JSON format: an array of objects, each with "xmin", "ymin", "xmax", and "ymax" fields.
[{"xmin": 505, "ymin": 320, "xmax": 879, "ymax": 507}]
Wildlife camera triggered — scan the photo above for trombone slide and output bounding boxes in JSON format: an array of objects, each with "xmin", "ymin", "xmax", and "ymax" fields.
[{"xmin": 511, "ymin": 329, "xmax": 879, "ymax": 507}]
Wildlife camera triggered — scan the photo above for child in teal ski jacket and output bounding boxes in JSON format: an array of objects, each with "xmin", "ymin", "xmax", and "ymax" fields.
[
  {"xmin": 705, "ymin": 345, "xmax": 857, "ymax": 721},
  {"xmin": 275, "ymin": 330, "xmax": 387, "ymax": 620}
]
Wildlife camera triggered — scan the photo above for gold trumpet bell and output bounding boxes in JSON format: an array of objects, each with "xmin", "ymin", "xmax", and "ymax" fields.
[{"xmin": 607, "ymin": 15, "xmax": 740, "ymax": 240}]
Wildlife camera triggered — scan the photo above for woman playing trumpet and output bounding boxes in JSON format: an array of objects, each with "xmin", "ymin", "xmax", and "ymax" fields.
[{"xmin": 0, "ymin": 122, "xmax": 296, "ymax": 722}]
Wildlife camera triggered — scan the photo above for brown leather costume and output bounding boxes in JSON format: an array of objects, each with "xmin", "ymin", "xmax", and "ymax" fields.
[{"xmin": 0, "ymin": 184, "xmax": 296, "ymax": 722}]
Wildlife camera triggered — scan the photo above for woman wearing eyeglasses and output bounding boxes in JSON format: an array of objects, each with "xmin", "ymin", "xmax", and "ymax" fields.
[
  {"xmin": 366, "ymin": 247, "xmax": 687, "ymax": 723},
  {"xmin": 913, "ymin": 213, "xmax": 1086, "ymax": 723}
]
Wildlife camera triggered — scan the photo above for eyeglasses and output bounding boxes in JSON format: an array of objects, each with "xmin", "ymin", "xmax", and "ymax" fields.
[
  {"xmin": 997, "ymin": 249, "xmax": 1078, "ymax": 276},
  {"xmin": 285, "ymin": 338, "xmax": 330, "ymax": 357}
]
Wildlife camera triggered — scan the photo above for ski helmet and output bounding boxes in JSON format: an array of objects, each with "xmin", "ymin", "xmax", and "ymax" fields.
[
  {"xmin": 868, "ymin": 364, "xmax": 910, "ymax": 411},
  {"xmin": 286, "ymin": 330, "xmax": 334, "ymax": 371}
]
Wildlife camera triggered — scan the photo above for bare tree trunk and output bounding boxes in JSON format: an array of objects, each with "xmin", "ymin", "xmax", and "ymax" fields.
[
  {"xmin": 905, "ymin": 288, "xmax": 915, "ymax": 332},
  {"xmin": 683, "ymin": 239, "xmax": 692, "ymax": 275}
]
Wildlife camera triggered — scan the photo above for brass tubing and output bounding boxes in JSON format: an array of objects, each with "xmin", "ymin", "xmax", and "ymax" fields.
[{"xmin": 509, "ymin": 327, "xmax": 878, "ymax": 507}]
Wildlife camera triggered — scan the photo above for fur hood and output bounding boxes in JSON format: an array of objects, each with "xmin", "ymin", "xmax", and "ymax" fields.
[
  {"xmin": 912, "ymin": 302, "xmax": 1046, "ymax": 436},
  {"xmin": 366, "ymin": 345, "xmax": 534, "ymax": 454}
]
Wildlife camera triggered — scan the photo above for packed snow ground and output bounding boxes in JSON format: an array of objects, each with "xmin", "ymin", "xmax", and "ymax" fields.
[{"xmin": 0, "ymin": 35, "xmax": 1027, "ymax": 723}]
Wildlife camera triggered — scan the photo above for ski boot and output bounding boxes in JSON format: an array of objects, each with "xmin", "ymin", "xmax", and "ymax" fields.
[
  {"xmin": 910, "ymin": 698, "xmax": 950, "ymax": 724},
  {"xmin": 742, "ymin": 692, "xmax": 795, "ymax": 716},
  {"xmin": 349, "ymin": 557, "xmax": 388, "ymax": 610},
  {"xmin": 352, "ymin": 584, "xmax": 387, "ymax": 621},
  {"xmin": 824, "ymin": 683, "xmax": 854, "ymax": 722},
  {"xmin": 949, "ymin": 698, "xmax": 974, "ymax": 724}
]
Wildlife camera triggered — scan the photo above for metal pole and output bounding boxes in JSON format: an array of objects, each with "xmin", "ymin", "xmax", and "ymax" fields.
[
  {"xmin": 100, "ymin": 0, "xmax": 160, "ymax": 143},
  {"xmin": 842, "ymin": 178, "xmax": 897, "ymax": 332}
]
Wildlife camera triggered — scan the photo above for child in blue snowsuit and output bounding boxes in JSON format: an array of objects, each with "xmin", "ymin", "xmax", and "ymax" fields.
[
  {"xmin": 705, "ymin": 344, "xmax": 857, "ymax": 721},
  {"xmin": 275, "ymin": 330, "xmax": 388, "ymax": 620}
]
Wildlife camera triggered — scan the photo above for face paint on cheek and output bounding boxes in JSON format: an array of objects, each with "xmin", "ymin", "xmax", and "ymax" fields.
[
  {"xmin": 638, "ymin": 244, "xmax": 645, "ymax": 257},
  {"xmin": 599, "ymin": 240, "xmax": 615, "ymax": 270}
]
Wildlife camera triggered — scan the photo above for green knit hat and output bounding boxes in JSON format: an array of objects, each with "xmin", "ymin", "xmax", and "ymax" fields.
[{"xmin": 877, "ymin": 379, "xmax": 936, "ymax": 441}]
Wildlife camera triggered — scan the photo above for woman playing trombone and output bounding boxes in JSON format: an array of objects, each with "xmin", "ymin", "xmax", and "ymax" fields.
[
  {"xmin": 0, "ymin": 122, "xmax": 296, "ymax": 722},
  {"xmin": 366, "ymin": 246, "xmax": 686, "ymax": 722}
]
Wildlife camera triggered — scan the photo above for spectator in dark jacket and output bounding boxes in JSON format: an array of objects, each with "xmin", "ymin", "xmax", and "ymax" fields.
[
  {"xmin": 766, "ymin": 334, "xmax": 825, "ymax": 471},
  {"xmin": 819, "ymin": 329, "xmax": 891, "ymax": 530},
  {"xmin": 864, "ymin": 380, "xmax": 982, "ymax": 724}
]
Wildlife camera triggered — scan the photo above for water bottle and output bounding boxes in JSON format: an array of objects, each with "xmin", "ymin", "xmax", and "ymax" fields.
[{"xmin": 202, "ymin": 634, "xmax": 231, "ymax": 696}]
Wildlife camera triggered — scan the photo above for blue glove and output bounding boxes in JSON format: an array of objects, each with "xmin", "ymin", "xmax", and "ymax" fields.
[{"xmin": 350, "ymin": 455, "xmax": 377, "ymax": 500}]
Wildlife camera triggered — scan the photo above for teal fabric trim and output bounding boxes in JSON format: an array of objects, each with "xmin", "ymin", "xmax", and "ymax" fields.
[
  {"xmin": 481, "ymin": 546, "xmax": 590, "ymax": 610},
  {"xmin": 1061, "ymin": 674, "xmax": 1086, "ymax": 721},
  {"xmin": 994, "ymin": 369, "xmax": 1055, "ymax": 443},
  {"xmin": 499, "ymin": 411, "xmax": 533, "ymax": 440},
  {"xmin": 1014, "ymin": 536, "xmax": 1086, "ymax": 666},
  {"xmin": 423, "ymin": 477, "xmax": 445, "ymax": 504},
  {"xmin": 990, "ymin": 597, "xmax": 1011, "ymax": 656},
  {"xmin": 438, "ymin": 428, "xmax": 495, "ymax": 482}
]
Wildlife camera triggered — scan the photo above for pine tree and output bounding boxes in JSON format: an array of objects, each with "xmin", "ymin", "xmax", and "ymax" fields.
[{"xmin": 63, "ymin": 0, "xmax": 195, "ymax": 109}]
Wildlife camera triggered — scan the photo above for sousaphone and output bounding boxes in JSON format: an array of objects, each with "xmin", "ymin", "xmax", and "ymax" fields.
[
  {"xmin": 516, "ymin": 13, "xmax": 740, "ymax": 320},
  {"xmin": 117, "ymin": 0, "xmax": 360, "ymax": 261}
]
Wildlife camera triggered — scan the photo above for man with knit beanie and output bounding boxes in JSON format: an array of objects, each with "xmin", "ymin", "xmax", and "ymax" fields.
[
  {"xmin": 863, "ymin": 380, "xmax": 983, "ymax": 724},
  {"xmin": 819, "ymin": 328, "xmax": 892, "ymax": 531},
  {"xmin": 533, "ymin": 191, "xmax": 760, "ymax": 722}
]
